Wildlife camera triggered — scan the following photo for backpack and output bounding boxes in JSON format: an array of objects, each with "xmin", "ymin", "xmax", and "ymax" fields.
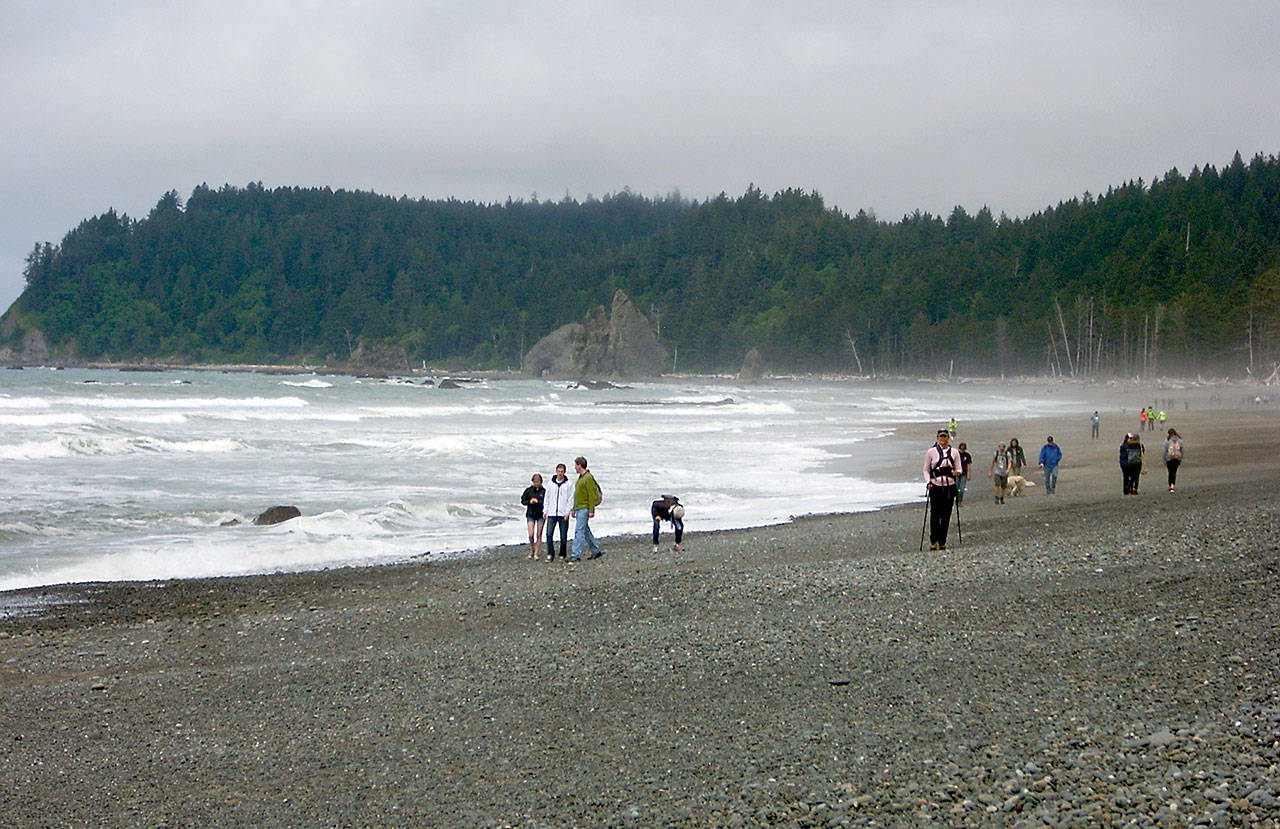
[{"xmin": 1166, "ymin": 438, "xmax": 1182, "ymax": 461}]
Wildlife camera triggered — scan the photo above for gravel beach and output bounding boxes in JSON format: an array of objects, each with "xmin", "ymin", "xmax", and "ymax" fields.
[{"xmin": 2, "ymin": 407, "xmax": 1278, "ymax": 827}]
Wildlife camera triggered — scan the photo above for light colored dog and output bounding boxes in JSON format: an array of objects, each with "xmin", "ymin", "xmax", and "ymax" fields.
[{"xmin": 1006, "ymin": 474, "xmax": 1037, "ymax": 496}]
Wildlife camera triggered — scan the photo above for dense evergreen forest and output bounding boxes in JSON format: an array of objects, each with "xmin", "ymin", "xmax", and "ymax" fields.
[{"xmin": 7, "ymin": 151, "xmax": 1280, "ymax": 376}]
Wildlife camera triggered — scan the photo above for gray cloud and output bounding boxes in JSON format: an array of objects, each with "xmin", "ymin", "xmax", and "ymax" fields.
[{"xmin": 3, "ymin": 0, "xmax": 1279, "ymax": 310}]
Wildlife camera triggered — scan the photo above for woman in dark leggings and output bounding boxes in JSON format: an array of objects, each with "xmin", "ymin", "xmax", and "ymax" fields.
[{"xmin": 1163, "ymin": 428, "xmax": 1184, "ymax": 493}]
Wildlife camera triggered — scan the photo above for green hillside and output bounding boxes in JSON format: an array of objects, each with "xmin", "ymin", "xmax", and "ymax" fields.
[{"xmin": 6, "ymin": 152, "xmax": 1280, "ymax": 376}]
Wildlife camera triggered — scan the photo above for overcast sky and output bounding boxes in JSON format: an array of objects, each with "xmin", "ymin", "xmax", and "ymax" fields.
[{"xmin": 3, "ymin": 1, "xmax": 1279, "ymax": 312}]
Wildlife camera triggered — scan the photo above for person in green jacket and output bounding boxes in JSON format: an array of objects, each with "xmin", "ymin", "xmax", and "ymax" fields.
[{"xmin": 571, "ymin": 456, "xmax": 603, "ymax": 561}]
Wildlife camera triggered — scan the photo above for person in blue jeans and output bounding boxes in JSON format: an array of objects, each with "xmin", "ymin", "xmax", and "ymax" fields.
[
  {"xmin": 542, "ymin": 463, "xmax": 574, "ymax": 561},
  {"xmin": 651, "ymin": 495, "xmax": 684, "ymax": 552},
  {"xmin": 1037, "ymin": 435, "xmax": 1062, "ymax": 494},
  {"xmin": 570, "ymin": 456, "xmax": 602, "ymax": 561}
]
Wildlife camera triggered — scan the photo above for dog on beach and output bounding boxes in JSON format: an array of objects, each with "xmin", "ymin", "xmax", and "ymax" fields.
[{"xmin": 1006, "ymin": 474, "xmax": 1036, "ymax": 496}]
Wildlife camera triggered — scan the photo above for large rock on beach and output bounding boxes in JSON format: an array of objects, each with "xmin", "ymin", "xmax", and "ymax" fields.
[{"xmin": 253, "ymin": 505, "xmax": 301, "ymax": 525}]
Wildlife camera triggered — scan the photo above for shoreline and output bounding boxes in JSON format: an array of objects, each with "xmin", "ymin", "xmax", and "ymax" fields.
[{"xmin": 2, "ymin": 403, "xmax": 1273, "ymax": 605}]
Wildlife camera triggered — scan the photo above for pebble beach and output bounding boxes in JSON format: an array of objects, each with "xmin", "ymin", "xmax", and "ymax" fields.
[{"xmin": 2, "ymin": 406, "xmax": 1278, "ymax": 826}]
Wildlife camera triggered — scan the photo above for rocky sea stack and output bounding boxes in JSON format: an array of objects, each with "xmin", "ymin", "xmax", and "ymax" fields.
[{"xmin": 522, "ymin": 290, "xmax": 665, "ymax": 378}]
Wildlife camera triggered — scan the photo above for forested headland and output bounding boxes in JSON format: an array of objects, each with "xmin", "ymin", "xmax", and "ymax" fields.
[{"xmin": 5, "ymin": 151, "xmax": 1280, "ymax": 377}]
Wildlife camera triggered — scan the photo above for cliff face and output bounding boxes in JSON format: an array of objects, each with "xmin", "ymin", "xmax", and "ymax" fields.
[
  {"xmin": 0, "ymin": 308, "xmax": 55, "ymax": 365},
  {"xmin": 522, "ymin": 290, "xmax": 665, "ymax": 378}
]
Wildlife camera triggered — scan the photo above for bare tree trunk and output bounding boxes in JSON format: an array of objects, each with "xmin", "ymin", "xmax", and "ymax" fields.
[
  {"xmin": 1151, "ymin": 304, "xmax": 1165, "ymax": 376},
  {"xmin": 1046, "ymin": 320, "xmax": 1063, "ymax": 376},
  {"xmin": 843, "ymin": 328, "xmax": 864, "ymax": 375},
  {"xmin": 1055, "ymin": 298, "xmax": 1076, "ymax": 376}
]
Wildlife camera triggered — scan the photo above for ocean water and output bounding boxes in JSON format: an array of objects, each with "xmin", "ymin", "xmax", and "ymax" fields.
[{"xmin": 0, "ymin": 369, "xmax": 1090, "ymax": 591}]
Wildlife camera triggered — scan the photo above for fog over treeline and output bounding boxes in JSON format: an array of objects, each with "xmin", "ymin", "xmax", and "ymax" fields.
[{"xmin": 5, "ymin": 151, "xmax": 1280, "ymax": 377}]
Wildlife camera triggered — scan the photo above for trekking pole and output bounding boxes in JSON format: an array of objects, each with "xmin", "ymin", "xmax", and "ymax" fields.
[
  {"xmin": 954, "ymin": 491, "xmax": 962, "ymax": 547},
  {"xmin": 919, "ymin": 488, "xmax": 930, "ymax": 552}
]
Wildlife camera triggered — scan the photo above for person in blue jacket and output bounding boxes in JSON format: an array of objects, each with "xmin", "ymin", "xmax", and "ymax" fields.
[{"xmin": 1037, "ymin": 436, "xmax": 1062, "ymax": 494}]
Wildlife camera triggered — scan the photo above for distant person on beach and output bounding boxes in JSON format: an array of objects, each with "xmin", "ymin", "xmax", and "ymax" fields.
[
  {"xmin": 1163, "ymin": 428, "xmax": 1184, "ymax": 493},
  {"xmin": 948, "ymin": 417, "xmax": 958, "ymax": 438},
  {"xmin": 1157, "ymin": 410, "xmax": 1167, "ymax": 431},
  {"xmin": 651, "ymin": 495, "xmax": 685, "ymax": 553},
  {"xmin": 1120, "ymin": 433, "xmax": 1144, "ymax": 495},
  {"xmin": 571, "ymin": 456, "xmax": 603, "ymax": 561},
  {"xmin": 955, "ymin": 442, "xmax": 972, "ymax": 507},
  {"xmin": 543, "ymin": 463, "xmax": 574, "ymax": 561},
  {"xmin": 1037, "ymin": 436, "xmax": 1062, "ymax": 494},
  {"xmin": 1146, "ymin": 406, "xmax": 1157, "ymax": 431},
  {"xmin": 1007, "ymin": 438, "xmax": 1026, "ymax": 480},
  {"xmin": 989, "ymin": 442, "xmax": 1010, "ymax": 504},
  {"xmin": 520, "ymin": 474, "xmax": 546, "ymax": 560},
  {"xmin": 1091, "ymin": 411, "xmax": 1100, "ymax": 439},
  {"xmin": 923, "ymin": 428, "xmax": 961, "ymax": 550},
  {"xmin": 1139, "ymin": 409, "xmax": 1148, "ymax": 432}
]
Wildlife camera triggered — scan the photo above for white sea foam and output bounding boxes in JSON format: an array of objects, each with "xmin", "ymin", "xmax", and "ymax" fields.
[
  {"xmin": 114, "ymin": 412, "xmax": 189, "ymax": 425},
  {"xmin": 43, "ymin": 395, "xmax": 309, "ymax": 410},
  {"xmin": 0, "ymin": 412, "xmax": 94, "ymax": 427},
  {"xmin": 282, "ymin": 379, "xmax": 333, "ymax": 388}
]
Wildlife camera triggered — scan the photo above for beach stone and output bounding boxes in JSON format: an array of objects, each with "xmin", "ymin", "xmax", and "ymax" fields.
[{"xmin": 253, "ymin": 505, "xmax": 301, "ymax": 526}]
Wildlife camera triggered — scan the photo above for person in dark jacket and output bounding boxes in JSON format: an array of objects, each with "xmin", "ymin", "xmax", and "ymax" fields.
[
  {"xmin": 651, "ymin": 495, "xmax": 685, "ymax": 552},
  {"xmin": 1119, "ymin": 433, "xmax": 1144, "ymax": 495},
  {"xmin": 520, "ymin": 473, "xmax": 546, "ymax": 560},
  {"xmin": 955, "ymin": 442, "xmax": 973, "ymax": 506},
  {"xmin": 1007, "ymin": 438, "xmax": 1027, "ymax": 479}
]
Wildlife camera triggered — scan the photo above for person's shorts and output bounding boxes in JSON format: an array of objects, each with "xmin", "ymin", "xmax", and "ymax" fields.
[{"xmin": 994, "ymin": 475, "xmax": 1008, "ymax": 487}]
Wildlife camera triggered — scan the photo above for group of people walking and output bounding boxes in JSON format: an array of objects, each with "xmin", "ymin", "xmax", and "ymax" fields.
[
  {"xmin": 519, "ymin": 457, "xmax": 603, "ymax": 562},
  {"xmin": 1119, "ymin": 428, "xmax": 1184, "ymax": 494},
  {"xmin": 518, "ymin": 457, "xmax": 685, "ymax": 562},
  {"xmin": 923, "ymin": 411, "xmax": 1187, "ymax": 550},
  {"xmin": 1138, "ymin": 406, "xmax": 1166, "ymax": 432}
]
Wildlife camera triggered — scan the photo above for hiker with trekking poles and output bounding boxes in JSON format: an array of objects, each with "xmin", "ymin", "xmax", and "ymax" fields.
[{"xmin": 922, "ymin": 428, "xmax": 962, "ymax": 551}]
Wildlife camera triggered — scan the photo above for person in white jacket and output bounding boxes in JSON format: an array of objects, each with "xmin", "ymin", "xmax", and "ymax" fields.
[{"xmin": 543, "ymin": 463, "xmax": 575, "ymax": 561}]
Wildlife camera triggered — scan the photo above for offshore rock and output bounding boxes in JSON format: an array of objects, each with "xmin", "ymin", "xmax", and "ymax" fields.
[
  {"xmin": 522, "ymin": 323, "xmax": 587, "ymax": 377},
  {"xmin": 254, "ymin": 505, "xmax": 302, "ymax": 526},
  {"xmin": 739, "ymin": 347, "xmax": 764, "ymax": 381},
  {"xmin": 522, "ymin": 290, "xmax": 664, "ymax": 378},
  {"xmin": 607, "ymin": 290, "xmax": 663, "ymax": 376}
]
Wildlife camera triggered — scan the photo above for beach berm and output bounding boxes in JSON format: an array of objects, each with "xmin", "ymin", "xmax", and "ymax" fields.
[{"xmin": 2, "ymin": 409, "xmax": 1278, "ymax": 825}]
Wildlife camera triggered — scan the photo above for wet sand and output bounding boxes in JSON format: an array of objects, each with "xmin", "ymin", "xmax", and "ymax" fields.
[{"xmin": 2, "ymin": 406, "xmax": 1278, "ymax": 826}]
